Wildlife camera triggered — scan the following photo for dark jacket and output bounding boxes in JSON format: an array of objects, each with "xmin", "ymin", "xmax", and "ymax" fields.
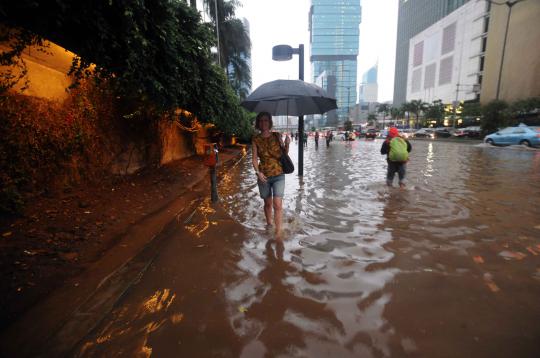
[{"xmin": 380, "ymin": 136, "xmax": 412, "ymax": 161}]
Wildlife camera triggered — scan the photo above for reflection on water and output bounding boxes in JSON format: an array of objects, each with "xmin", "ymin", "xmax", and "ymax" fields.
[
  {"xmin": 75, "ymin": 140, "xmax": 540, "ymax": 357},
  {"xmin": 219, "ymin": 140, "xmax": 540, "ymax": 357}
]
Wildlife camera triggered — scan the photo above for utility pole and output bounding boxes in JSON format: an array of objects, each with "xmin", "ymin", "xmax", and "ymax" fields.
[
  {"xmin": 214, "ymin": 0, "xmax": 221, "ymax": 67},
  {"xmin": 488, "ymin": 0, "xmax": 526, "ymax": 100},
  {"xmin": 453, "ymin": 83, "xmax": 460, "ymax": 128}
]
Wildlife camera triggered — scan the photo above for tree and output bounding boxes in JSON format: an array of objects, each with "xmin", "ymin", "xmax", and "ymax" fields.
[
  {"xmin": 400, "ymin": 102, "xmax": 413, "ymax": 128},
  {"xmin": 377, "ymin": 103, "xmax": 390, "ymax": 127},
  {"xmin": 367, "ymin": 113, "xmax": 377, "ymax": 127},
  {"xmin": 407, "ymin": 100, "xmax": 428, "ymax": 129},
  {"xmin": 344, "ymin": 119, "xmax": 353, "ymax": 132},
  {"xmin": 481, "ymin": 100, "xmax": 509, "ymax": 134},
  {"xmin": 425, "ymin": 100, "xmax": 445, "ymax": 127},
  {"xmin": 509, "ymin": 97, "xmax": 540, "ymax": 124},
  {"xmin": 204, "ymin": 0, "xmax": 251, "ymax": 99},
  {"xmin": 390, "ymin": 107, "xmax": 402, "ymax": 122},
  {"xmin": 0, "ymin": 0, "xmax": 252, "ymax": 136}
]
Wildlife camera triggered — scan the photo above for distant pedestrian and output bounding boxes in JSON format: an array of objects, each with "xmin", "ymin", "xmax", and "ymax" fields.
[
  {"xmin": 326, "ymin": 130, "xmax": 332, "ymax": 147},
  {"xmin": 380, "ymin": 127, "xmax": 412, "ymax": 189},
  {"xmin": 315, "ymin": 131, "xmax": 319, "ymax": 149},
  {"xmin": 303, "ymin": 132, "xmax": 308, "ymax": 147},
  {"xmin": 252, "ymin": 112, "xmax": 290, "ymax": 238}
]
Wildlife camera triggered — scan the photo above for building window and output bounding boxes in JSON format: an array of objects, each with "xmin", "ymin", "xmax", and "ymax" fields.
[
  {"xmin": 483, "ymin": 17, "xmax": 489, "ymax": 33},
  {"xmin": 412, "ymin": 68, "xmax": 422, "ymax": 93},
  {"xmin": 479, "ymin": 56, "xmax": 485, "ymax": 72},
  {"xmin": 413, "ymin": 41, "xmax": 424, "ymax": 67},
  {"xmin": 439, "ymin": 56, "xmax": 453, "ymax": 85},
  {"xmin": 424, "ymin": 63, "xmax": 436, "ymax": 89},
  {"xmin": 442, "ymin": 22, "xmax": 457, "ymax": 55},
  {"xmin": 481, "ymin": 37, "xmax": 487, "ymax": 53}
]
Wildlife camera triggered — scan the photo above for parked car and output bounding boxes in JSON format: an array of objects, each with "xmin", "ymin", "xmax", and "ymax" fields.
[
  {"xmin": 433, "ymin": 127, "xmax": 452, "ymax": 138},
  {"xmin": 413, "ymin": 128, "xmax": 435, "ymax": 139},
  {"xmin": 453, "ymin": 126, "xmax": 481, "ymax": 138},
  {"xmin": 400, "ymin": 129, "xmax": 416, "ymax": 139},
  {"xmin": 365, "ymin": 129, "xmax": 378, "ymax": 139},
  {"xmin": 484, "ymin": 124, "xmax": 540, "ymax": 147}
]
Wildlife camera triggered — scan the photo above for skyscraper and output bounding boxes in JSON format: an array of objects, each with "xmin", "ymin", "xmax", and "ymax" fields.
[
  {"xmin": 393, "ymin": 0, "xmax": 470, "ymax": 106},
  {"xmin": 359, "ymin": 63, "xmax": 378, "ymax": 103},
  {"xmin": 309, "ymin": 0, "xmax": 361, "ymax": 126}
]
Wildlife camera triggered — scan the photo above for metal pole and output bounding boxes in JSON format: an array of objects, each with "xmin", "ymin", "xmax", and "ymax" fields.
[
  {"xmin": 210, "ymin": 167, "xmax": 218, "ymax": 202},
  {"xmin": 214, "ymin": 0, "xmax": 221, "ymax": 67},
  {"xmin": 347, "ymin": 87, "xmax": 350, "ymax": 121},
  {"xmin": 454, "ymin": 83, "xmax": 459, "ymax": 128},
  {"xmin": 495, "ymin": 2, "xmax": 514, "ymax": 100},
  {"xmin": 298, "ymin": 44, "xmax": 304, "ymax": 176}
]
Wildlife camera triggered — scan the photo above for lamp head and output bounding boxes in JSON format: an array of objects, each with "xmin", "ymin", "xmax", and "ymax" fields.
[{"xmin": 272, "ymin": 45, "xmax": 293, "ymax": 61}]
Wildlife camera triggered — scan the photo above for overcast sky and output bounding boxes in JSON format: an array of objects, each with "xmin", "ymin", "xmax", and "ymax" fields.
[{"xmin": 201, "ymin": 0, "xmax": 398, "ymax": 102}]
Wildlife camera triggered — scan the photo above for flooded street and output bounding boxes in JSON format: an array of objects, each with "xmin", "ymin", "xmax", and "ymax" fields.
[{"xmin": 76, "ymin": 139, "xmax": 540, "ymax": 357}]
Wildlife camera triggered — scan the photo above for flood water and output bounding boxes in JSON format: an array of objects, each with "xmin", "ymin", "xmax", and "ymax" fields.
[{"xmin": 76, "ymin": 139, "xmax": 540, "ymax": 358}]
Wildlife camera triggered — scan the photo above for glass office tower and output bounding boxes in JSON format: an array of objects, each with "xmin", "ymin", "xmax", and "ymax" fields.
[{"xmin": 309, "ymin": 0, "xmax": 361, "ymax": 126}]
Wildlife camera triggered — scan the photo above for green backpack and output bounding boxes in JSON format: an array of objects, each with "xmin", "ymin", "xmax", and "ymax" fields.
[{"xmin": 389, "ymin": 137, "xmax": 409, "ymax": 162}]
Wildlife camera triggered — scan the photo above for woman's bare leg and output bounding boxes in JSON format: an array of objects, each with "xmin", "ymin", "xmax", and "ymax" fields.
[
  {"xmin": 264, "ymin": 197, "xmax": 273, "ymax": 226},
  {"xmin": 273, "ymin": 197, "xmax": 283, "ymax": 238}
]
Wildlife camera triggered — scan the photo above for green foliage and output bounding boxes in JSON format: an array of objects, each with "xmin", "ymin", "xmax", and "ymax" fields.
[
  {"xmin": 509, "ymin": 97, "xmax": 540, "ymax": 121},
  {"xmin": 404, "ymin": 100, "xmax": 428, "ymax": 129},
  {"xmin": 425, "ymin": 99, "xmax": 445, "ymax": 126},
  {"xmin": 0, "ymin": 82, "xmax": 119, "ymax": 214},
  {"xmin": 377, "ymin": 103, "xmax": 390, "ymax": 116},
  {"xmin": 204, "ymin": 0, "xmax": 251, "ymax": 99},
  {"xmin": 462, "ymin": 102, "xmax": 482, "ymax": 118},
  {"xmin": 1, "ymin": 0, "xmax": 251, "ymax": 137},
  {"xmin": 344, "ymin": 120, "xmax": 353, "ymax": 132},
  {"xmin": 390, "ymin": 107, "xmax": 402, "ymax": 120},
  {"xmin": 0, "ymin": 26, "xmax": 46, "ymax": 93},
  {"xmin": 481, "ymin": 100, "xmax": 509, "ymax": 133}
]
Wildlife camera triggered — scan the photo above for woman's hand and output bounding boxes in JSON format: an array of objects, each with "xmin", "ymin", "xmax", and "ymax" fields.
[{"xmin": 257, "ymin": 172, "xmax": 267, "ymax": 183}]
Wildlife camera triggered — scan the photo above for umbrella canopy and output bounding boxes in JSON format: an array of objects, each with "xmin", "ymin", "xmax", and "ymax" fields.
[{"xmin": 241, "ymin": 79, "xmax": 337, "ymax": 116}]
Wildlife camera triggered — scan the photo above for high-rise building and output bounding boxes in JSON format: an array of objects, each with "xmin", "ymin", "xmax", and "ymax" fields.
[
  {"xmin": 481, "ymin": 1, "xmax": 540, "ymax": 103},
  {"xmin": 393, "ymin": 0, "xmax": 470, "ymax": 106},
  {"xmin": 359, "ymin": 63, "xmax": 378, "ymax": 103},
  {"xmin": 309, "ymin": 0, "xmax": 361, "ymax": 126},
  {"xmin": 406, "ymin": 1, "xmax": 488, "ymax": 104}
]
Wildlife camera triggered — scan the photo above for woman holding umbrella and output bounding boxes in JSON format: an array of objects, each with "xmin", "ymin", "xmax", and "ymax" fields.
[{"xmin": 252, "ymin": 112, "xmax": 290, "ymax": 238}]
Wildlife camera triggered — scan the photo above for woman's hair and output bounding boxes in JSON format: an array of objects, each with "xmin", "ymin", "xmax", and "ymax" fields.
[{"xmin": 255, "ymin": 111, "xmax": 273, "ymax": 130}]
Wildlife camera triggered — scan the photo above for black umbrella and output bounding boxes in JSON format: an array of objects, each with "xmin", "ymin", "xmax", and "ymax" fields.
[{"xmin": 241, "ymin": 79, "xmax": 337, "ymax": 116}]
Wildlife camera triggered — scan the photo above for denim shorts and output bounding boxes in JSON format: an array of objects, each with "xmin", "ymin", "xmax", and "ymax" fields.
[{"xmin": 258, "ymin": 174, "xmax": 285, "ymax": 199}]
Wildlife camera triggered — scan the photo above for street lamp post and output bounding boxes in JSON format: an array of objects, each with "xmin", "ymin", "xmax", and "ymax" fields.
[
  {"xmin": 272, "ymin": 44, "xmax": 305, "ymax": 176},
  {"xmin": 488, "ymin": 0, "xmax": 526, "ymax": 100}
]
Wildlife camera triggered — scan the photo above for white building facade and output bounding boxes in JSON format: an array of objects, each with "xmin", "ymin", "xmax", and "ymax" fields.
[{"xmin": 406, "ymin": 0, "xmax": 488, "ymax": 104}]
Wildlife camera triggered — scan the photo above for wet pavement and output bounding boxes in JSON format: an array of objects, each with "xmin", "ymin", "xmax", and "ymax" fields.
[{"xmin": 75, "ymin": 139, "xmax": 540, "ymax": 357}]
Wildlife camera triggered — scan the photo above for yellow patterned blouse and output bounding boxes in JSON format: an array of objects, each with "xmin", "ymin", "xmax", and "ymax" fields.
[{"xmin": 253, "ymin": 133, "xmax": 283, "ymax": 177}]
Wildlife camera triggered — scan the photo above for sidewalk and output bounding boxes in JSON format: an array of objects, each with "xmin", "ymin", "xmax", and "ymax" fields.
[{"xmin": 0, "ymin": 145, "xmax": 246, "ymax": 357}]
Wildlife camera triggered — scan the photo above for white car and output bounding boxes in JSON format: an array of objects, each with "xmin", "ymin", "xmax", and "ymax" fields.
[{"xmin": 413, "ymin": 128, "xmax": 435, "ymax": 139}]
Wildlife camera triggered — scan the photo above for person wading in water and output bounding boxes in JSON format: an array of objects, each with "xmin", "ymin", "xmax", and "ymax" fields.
[
  {"xmin": 380, "ymin": 127, "xmax": 412, "ymax": 189},
  {"xmin": 252, "ymin": 112, "xmax": 290, "ymax": 238}
]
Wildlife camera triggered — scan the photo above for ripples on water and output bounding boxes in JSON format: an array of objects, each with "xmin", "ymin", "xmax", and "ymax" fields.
[{"xmin": 218, "ymin": 139, "xmax": 540, "ymax": 357}]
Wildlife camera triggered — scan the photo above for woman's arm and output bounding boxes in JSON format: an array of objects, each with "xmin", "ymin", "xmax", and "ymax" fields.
[{"xmin": 252, "ymin": 139, "xmax": 267, "ymax": 182}]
